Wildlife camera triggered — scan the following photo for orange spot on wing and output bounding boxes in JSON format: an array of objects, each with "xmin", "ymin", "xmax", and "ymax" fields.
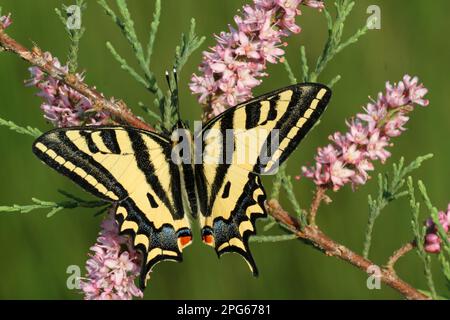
[
  {"xmin": 178, "ymin": 235, "xmax": 192, "ymax": 248},
  {"xmin": 202, "ymin": 234, "xmax": 214, "ymax": 246}
]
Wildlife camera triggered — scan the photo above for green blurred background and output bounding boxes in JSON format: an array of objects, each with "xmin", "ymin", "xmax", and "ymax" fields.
[{"xmin": 0, "ymin": 0, "xmax": 449, "ymax": 300}]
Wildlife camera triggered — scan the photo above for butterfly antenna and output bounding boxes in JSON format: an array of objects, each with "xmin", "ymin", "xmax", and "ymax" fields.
[
  {"xmin": 173, "ymin": 67, "xmax": 179, "ymax": 90},
  {"xmin": 172, "ymin": 68, "xmax": 181, "ymax": 122},
  {"xmin": 165, "ymin": 70, "xmax": 172, "ymax": 92}
]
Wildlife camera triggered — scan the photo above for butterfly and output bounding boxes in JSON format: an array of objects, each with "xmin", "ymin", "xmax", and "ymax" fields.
[{"xmin": 32, "ymin": 82, "xmax": 331, "ymax": 289}]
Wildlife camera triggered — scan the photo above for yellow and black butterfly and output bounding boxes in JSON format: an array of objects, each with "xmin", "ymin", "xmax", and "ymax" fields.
[{"xmin": 32, "ymin": 82, "xmax": 331, "ymax": 288}]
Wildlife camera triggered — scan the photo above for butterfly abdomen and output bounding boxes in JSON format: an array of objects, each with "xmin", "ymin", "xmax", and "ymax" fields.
[{"xmin": 171, "ymin": 128, "xmax": 199, "ymax": 217}]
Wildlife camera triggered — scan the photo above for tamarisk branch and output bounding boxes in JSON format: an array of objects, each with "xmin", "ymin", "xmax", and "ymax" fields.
[
  {"xmin": 0, "ymin": 28, "xmax": 154, "ymax": 132},
  {"xmin": 266, "ymin": 198, "xmax": 429, "ymax": 300}
]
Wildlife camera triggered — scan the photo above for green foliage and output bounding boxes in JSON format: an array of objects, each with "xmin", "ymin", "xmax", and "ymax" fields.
[
  {"xmin": 173, "ymin": 18, "xmax": 205, "ymax": 72},
  {"xmin": 105, "ymin": 41, "xmax": 150, "ymax": 89},
  {"xmin": 259, "ymin": 166, "xmax": 307, "ymax": 240},
  {"xmin": 438, "ymin": 251, "xmax": 450, "ymax": 288},
  {"xmin": 270, "ymin": 164, "xmax": 306, "ymax": 221},
  {"xmin": 251, "ymin": 234, "xmax": 299, "ymax": 243},
  {"xmin": 55, "ymin": 0, "xmax": 87, "ymax": 73},
  {"xmin": 418, "ymin": 290, "xmax": 448, "ymax": 300},
  {"xmin": 98, "ymin": 0, "xmax": 204, "ymax": 131},
  {"xmin": 99, "ymin": 0, "xmax": 163, "ymax": 99},
  {"xmin": 308, "ymin": 0, "xmax": 369, "ymax": 84},
  {"xmin": 407, "ymin": 178, "xmax": 437, "ymax": 299},
  {"xmin": 281, "ymin": 171, "xmax": 305, "ymax": 221},
  {"xmin": 284, "ymin": 0, "xmax": 370, "ymax": 87},
  {"xmin": 0, "ymin": 191, "xmax": 107, "ymax": 218},
  {"xmin": 418, "ymin": 181, "xmax": 450, "ymax": 254},
  {"xmin": 146, "ymin": 0, "xmax": 161, "ymax": 66},
  {"xmin": 282, "ymin": 59, "xmax": 297, "ymax": 85},
  {"xmin": 138, "ymin": 101, "xmax": 162, "ymax": 123},
  {"xmin": 0, "ymin": 117, "xmax": 42, "ymax": 138},
  {"xmin": 274, "ymin": 0, "xmax": 373, "ymax": 238},
  {"xmin": 438, "ymin": 252, "xmax": 450, "ymax": 286},
  {"xmin": 416, "ymin": 180, "xmax": 450, "ymax": 292},
  {"xmin": 161, "ymin": 18, "xmax": 205, "ymax": 129},
  {"xmin": 362, "ymin": 155, "xmax": 433, "ymax": 258}
]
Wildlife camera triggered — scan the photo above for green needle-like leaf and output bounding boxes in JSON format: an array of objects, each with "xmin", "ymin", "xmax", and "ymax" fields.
[{"xmin": 0, "ymin": 117, "xmax": 42, "ymax": 138}]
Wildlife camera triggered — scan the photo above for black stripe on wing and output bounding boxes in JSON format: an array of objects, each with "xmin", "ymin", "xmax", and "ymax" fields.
[
  {"xmin": 127, "ymin": 130, "xmax": 185, "ymax": 220},
  {"xmin": 32, "ymin": 129, "xmax": 129, "ymax": 201},
  {"xmin": 100, "ymin": 129, "xmax": 122, "ymax": 154},
  {"xmin": 256, "ymin": 83, "xmax": 332, "ymax": 174},
  {"xmin": 209, "ymin": 173, "xmax": 267, "ymax": 275},
  {"xmin": 116, "ymin": 199, "xmax": 185, "ymax": 289}
]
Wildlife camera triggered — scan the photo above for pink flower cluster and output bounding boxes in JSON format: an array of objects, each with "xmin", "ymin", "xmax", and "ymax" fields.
[
  {"xmin": 424, "ymin": 204, "xmax": 450, "ymax": 254},
  {"xmin": 302, "ymin": 75, "xmax": 429, "ymax": 191},
  {"xmin": 190, "ymin": 0, "xmax": 324, "ymax": 118},
  {"xmin": 26, "ymin": 52, "xmax": 108, "ymax": 127},
  {"xmin": 0, "ymin": 13, "xmax": 12, "ymax": 29},
  {"xmin": 80, "ymin": 212, "xmax": 143, "ymax": 300}
]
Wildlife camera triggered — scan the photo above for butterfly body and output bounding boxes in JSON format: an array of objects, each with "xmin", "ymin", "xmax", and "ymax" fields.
[{"xmin": 32, "ymin": 83, "xmax": 331, "ymax": 288}]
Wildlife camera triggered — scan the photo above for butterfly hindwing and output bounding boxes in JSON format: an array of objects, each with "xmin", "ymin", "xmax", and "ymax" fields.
[
  {"xmin": 196, "ymin": 83, "xmax": 332, "ymax": 273},
  {"xmin": 32, "ymin": 126, "xmax": 192, "ymax": 288}
]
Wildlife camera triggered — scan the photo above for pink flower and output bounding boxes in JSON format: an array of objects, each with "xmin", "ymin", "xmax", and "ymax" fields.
[
  {"xmin": 342, "ymin": 143, "xmax": 363, "ymax": 165},
  {"xmin": 424, "ymin": 204, "xmax": 450, "ymax": 254},
  {"xmin": 79, "ymin": 210, "xmax": 143, "ymax": 300},
  {"xmin": 302, "ymin": 162, "xmax": 330, "ymax": 186},
  {"xmin": 383, "ymin": 114, "xmax": 409, "ymax": 137},
  {"xmin": 329, "ymin": 160, "xmax": 355, "ymax": 191},
  {"xmin": 276, "ymin": 0, "xmax": 303, "ymax": 33},
  {"xmin": 302, "ymin": 75, "xmax": 429, "ymax": 191},
  {"xmin": 316, "ymin": 145, "xmax": 339, "ymax": 164},
  {"xmin": 237, "ymin": 68, "xmax": 261, "ymax": 90},
  {"xmin": 402, "ymin": 75, "xmax": 429, "ymax": 106},
  {"xmin": 366, "ymin": 130, "xmax": 391, "ymax": 163},
  {"xmin": 235, "ymin": 32, "xmax": 261, "ymax": 59},
  {"xmin": 357, "ymin": 102, "xmax": 387, "ymax": 132},
  {"xmin": 190, "ymin": 0, "xmax": 324, "ymax": 118},
  {"xmin": 261, "ymin": 40, "xmax": 286, "ymax": 63},
  {"xmin": 235, "ymin": 6, "xmax": 271, "ymax": 34},
  {"xmin": 346, "ymin": 120, "xmax": 369, "ymax": 145},
  {"xmin": 26, "ymin": 52, "xmax": 108, "ymax": 127},
  {"xmin": 303, "ymin": 0, "xmax": 325, "ymax": 10},
  {"xmin": 351, "ymin": 159, "xmax": 374, "ymax": 186},
  {"xmin": 0, "ymin": 13, "xmax": 12, "ymax": 29},
  {"xmin": 190, "ymin": 73, "xmax": 217, "ymax": 105},
  {"xmin": 384, "ymin": 81, "xmax": 409, "ymax": 107}
]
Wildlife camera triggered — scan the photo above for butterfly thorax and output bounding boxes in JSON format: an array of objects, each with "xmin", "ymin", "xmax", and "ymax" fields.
[{"xmin": 169, "ymin": 123, "xmax": 199, "ymax": 220}]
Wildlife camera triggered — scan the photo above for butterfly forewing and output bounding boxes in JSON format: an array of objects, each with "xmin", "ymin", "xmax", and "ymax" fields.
[
  {"xmin": 196, "ymin": 83, "xmax": 331, "ymax": 274},
  {"xmin": 32, "ymin": 126, "xmax": 193, "ymax": 288}
]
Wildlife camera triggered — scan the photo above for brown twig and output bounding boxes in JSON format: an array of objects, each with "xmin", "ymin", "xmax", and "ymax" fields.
[
  {"xmin": 0, "ymin": 29, "xmax": 154, "ymax": 132},
  {"xmin": 266, "ymin": 199, "xmax": 429, "ymax": 300},
  {"xmin": 387, "ymin": 241, "xmax": 416, "ymax": 273},
  {"xmin": 308, "ymin": 186, "xmax": 327, "ymax": 226}
]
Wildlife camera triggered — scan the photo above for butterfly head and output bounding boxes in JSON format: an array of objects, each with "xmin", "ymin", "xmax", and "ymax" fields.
[{"xmin": 174, "ymin": 119, "xmax": 190, "ymax": 130}]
